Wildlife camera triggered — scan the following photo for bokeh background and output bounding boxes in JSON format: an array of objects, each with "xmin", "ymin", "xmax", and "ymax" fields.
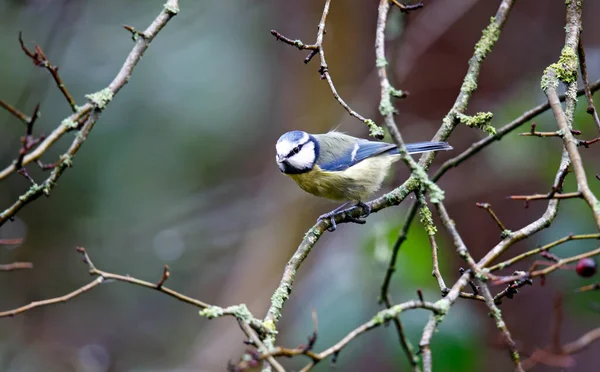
[{"xmin": 1, "ymin": 1, "xmax": 600, "ymax": 371}]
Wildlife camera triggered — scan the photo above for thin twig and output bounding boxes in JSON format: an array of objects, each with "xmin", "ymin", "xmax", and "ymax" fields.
[
  {"xmin": 519, "ymin": 121, "xmax": 581, "ymax": 138},
  {"xmin": 459, "ymin": 268, "xmax": 480, "ymax": 296},
  {"xmin": 1, "ymin": 246, "xmax": 270, "ymax": 338},
  {"xmin": 478, "ymin": 153, "xmax": 570, "ymax": 268},
  {"xmin": 238, "ymin": 322, "xmax": 286, "ymax": 372},
  {"xmin": 0, "ymin": 277, "xmax": 105, "ymax": 317},
  {"xmin": 577, "ymin": 37, "xmax": 600, "ymax": 132},
  {"xmin": 575, "ymin": 282, "xmax": 600, "ymax": 292},
  {"xmin": 492, "ymin": 275, "xmax": 533, "ymax": 303},
  {"xmin": 74, "ymin": 247, "xmax": 211, "ymax": 309},
  {"xmin": 14, "ymin": 103, "xmax": 41, "ymax": 170},
  {"xmin": 0, "ymin": 98, "xmax": 31, "ymax": 124},
  {"xmin": 522, "ymin": 327, "xmax": 600, "ymax": 370},
  {"xmin": 379, "ymin": 198, "xmax": 419, "ymax": 303},
  {"xmin": 0, "ymin": 262, "xmax": 33, "ymax": 271},
  {"xmin": 380, "ymin": 291, "xmax": 420, "ymax": 370},
  {"xmin": 578, "ymin": 136, "xmax": 600, "ymax": 147},
  {"xmin": 476, "ymin": 202, "xmax": 508, "ymax": 232},
  {"xmin": 270, "ymin": 30, "xmax": 318, "ymax": 52},
  {"xmin": 419, "ymin": 272, "xmax": 472, "ymax": 372},
  {"xmin": 478, "ymin": 281, "xmax": 524, "ymax": 371},
  {"xmin": 435, "ymin": 202, "xmax": 478, "ymax": 271},
  {"xmin": 391, "ymin": 0, "xmax": 424, "ymax": 13},
  {"xmin": 156, "ymin": 265, "xmax": 170, "ymax": 288},
  {"xmin": 18, "ymin": 32, "xmax": 78, "ymax": 112},
  {"xmin": 489, "ymin": 233, "xmax": 600, "ymax": 272},
  {"xmin": 493, "ymin": 246, "xmax": 600, "ymax": 284},
  {"xmin": 507, "ymin": 192, "xmax": 582, "ymax": 203},
  {"xmin": 428, "ymin": 234, "xmax": 448, "ymax": 295},
  {"xmin": 296, "ymin": 300, "xmax": 440, "ymax": 372},
  {"xmin": 270, "ymin": 0, "xmax": 384, "ymax": 138},
  {"xmin": 562, "ymin": 327, "xmax": 600, "ymax": 354},
  {"xmin": 0, "ymin": 238, "xmax": 23, "ymax": 245}
]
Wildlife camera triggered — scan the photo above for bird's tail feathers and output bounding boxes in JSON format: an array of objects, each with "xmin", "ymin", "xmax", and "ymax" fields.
[{"xmin": 403, "ymin": 141, "xmax": 453, "ymax": 154}]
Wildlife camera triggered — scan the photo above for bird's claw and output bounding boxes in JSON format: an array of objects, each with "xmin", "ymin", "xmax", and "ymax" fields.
[
  {"xmin": 317, "ymin": 212, "xmax": 338, "ymax": 232},
  {"xmin": 317, "ymin": 202, "xmax": 371, "ymax": 232}
]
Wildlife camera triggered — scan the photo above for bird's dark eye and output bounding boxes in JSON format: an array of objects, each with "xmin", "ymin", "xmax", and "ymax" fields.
[{"xmin": 290, "ymin": 145, "xmax": 302, "ymax": 156}]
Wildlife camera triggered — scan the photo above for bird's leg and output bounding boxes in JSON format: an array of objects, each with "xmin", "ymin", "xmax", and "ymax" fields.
[
  {"xmin": 317, "ymin": 201, "xmax": 371, "ymax": 232},
  {"xmin": 317, "ymin": 202, "xmax": 351, "ymax": 231}
]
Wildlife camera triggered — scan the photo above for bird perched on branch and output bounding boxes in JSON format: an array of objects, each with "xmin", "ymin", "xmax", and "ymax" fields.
[{"xmin": 275, "ymin": 130, "xmax": 452, "ymax": 230}]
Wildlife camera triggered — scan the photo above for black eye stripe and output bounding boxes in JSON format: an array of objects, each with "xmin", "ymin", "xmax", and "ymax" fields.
[{"xmin": 287, "ymin": 143, "xmax": 303, "ymax": 157}]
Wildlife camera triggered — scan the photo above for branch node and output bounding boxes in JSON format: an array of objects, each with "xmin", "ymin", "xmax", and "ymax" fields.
[
  {"xmin": 156, "ymin": 265, "xmax": 170, "ymax": 288},
  {"xmin": 123, "ymin": 25, "xmax": 147, "ymax": 41},
  {"xmin": 417, "ymin": 289, "xmax": 424, "ymax": 303}
]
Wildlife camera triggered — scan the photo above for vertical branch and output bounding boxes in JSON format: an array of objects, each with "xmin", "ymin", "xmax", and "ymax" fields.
[
  {"xmin": 375, "ymin": 0, "xmax": 408, "ymax": 150},
  {"xmin": 478, "ymin": 281, "xmax": 524, "ymax": 371},
  {"xmin": 545, "ymin": 82, "xmax": 600, "ymax": 228},
  {"xmin": 577, "ymin": 37, "xmax": 600, "ymax": 132},
  {"xmin": 541, "ymin": 1, "xmax": 599, "ymax": 230},
  {"xmin": 380, "ymin": 199, "xmax": 420, "ymax": 301},
  {"xmin": 418, "ymin": 0, "xmax": 515, "ymax": 170},
  {"xmin": 419, "ymin": 272, "xmax": 471, "ymax": 372}
]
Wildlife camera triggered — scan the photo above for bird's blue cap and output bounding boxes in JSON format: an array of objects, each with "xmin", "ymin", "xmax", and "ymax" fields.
[{"xmin": 277, "ymin": 130, "xmax": 307, "ymax": 144}]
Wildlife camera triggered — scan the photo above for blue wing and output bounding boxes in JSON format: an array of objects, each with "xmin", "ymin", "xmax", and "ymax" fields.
[{"xmin": 318, "ymin": 140, "xmax": 396, "ymax": 172}]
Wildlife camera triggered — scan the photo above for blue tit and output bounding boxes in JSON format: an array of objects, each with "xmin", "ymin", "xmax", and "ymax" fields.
[{"xmin": 275, "ymin": 130, "xmax": 452, "ymax": 230}]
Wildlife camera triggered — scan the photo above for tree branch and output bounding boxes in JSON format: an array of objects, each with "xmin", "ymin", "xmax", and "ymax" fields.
[{"xmin": 0, "ymin": 0, "xmax": 181, "ymax": 226}]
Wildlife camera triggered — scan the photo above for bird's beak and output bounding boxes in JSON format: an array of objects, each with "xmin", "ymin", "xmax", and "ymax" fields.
[{"xmin": 276, "ymin": 154, "xmax": 284, "ymax": 163}]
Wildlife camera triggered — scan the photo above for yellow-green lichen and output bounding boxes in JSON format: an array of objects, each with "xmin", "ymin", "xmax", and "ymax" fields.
[
  {"xmin": 85, "ymin": 88, "xmax": 113, "ymax": 109},
  {"xmin": 500, "ymin": 229, "xmax": 512, "ymax": 240},
  {"xmin": 460, "ymin": 74, "xmax": 478, "ymax": 95},
  {"xmin": 435, "ymin": 298, "xmax": 451, "ymax": 314},
  {"xmin": 376, "ymin": 57, "xmax": 388, "ymax": 68},
  {"xmin": 371, "ymin": 307, "xmax": 394, "ymax": 325},
  {"xmin": 413, "ymin": 166, "xmax": 444, "ymax": 203},
  {"xmin": 389, "ymin": 87, "xmax": 407, "ymax": 98},
  {"xmin": 365, "ymin": 119, "xmax": 385, "ymax": 139},
  {"xmin": 225, "ymin": 304, "xmax": 253, "ymax": 322},
  {"xmin": 457, "ymin": 112, "xmax": 495, "ymax": 135},
  {"xmin": 544, "ymin": 46, "xmax": 578, "ymax": 87},
  {"xmin": 61, "ymin": 117, "xmax": 78, "ymax": 130},
  {"xmin": 199, "ymin": 305, "xmax": 224, "ymax": 319},
  {"xmin": 263, "ymin": 319, "xmax": 277, "ymax": 333},
  {"xmin": 419, "ymin": 203, "xmax": 437, "ymax": 236},
  {"xmin": 269, "ymin": 283, "xmax": 292, "ymax": 321},
  {"xmin": 379, "ymin": 96, "xmax": 396, "ymax": 117},
  {"xmin": 473, "ymin": 17, "xmax": 500, "ymax": 62}
]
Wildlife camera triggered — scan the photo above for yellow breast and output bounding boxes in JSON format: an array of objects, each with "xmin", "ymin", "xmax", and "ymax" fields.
[{"xmin": 287, "ymin": 154, "xmax": 400, "ymax": 202}]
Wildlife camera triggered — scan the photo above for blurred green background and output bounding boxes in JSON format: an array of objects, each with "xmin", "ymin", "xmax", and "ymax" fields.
[{"xmin": 1, "ymin": 1, "xmax": 600, "ymax": 371}]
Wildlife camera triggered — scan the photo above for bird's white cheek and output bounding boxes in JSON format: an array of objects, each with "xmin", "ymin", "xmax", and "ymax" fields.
[{"xmin": 288, "ymin": 146, "xmax": 315, "ymax": 169}]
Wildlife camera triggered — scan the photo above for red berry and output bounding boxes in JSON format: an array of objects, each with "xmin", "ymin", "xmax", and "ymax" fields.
[{"xmin": 576, "ymin": 258, "xmax": 597, "ymax": 278}]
